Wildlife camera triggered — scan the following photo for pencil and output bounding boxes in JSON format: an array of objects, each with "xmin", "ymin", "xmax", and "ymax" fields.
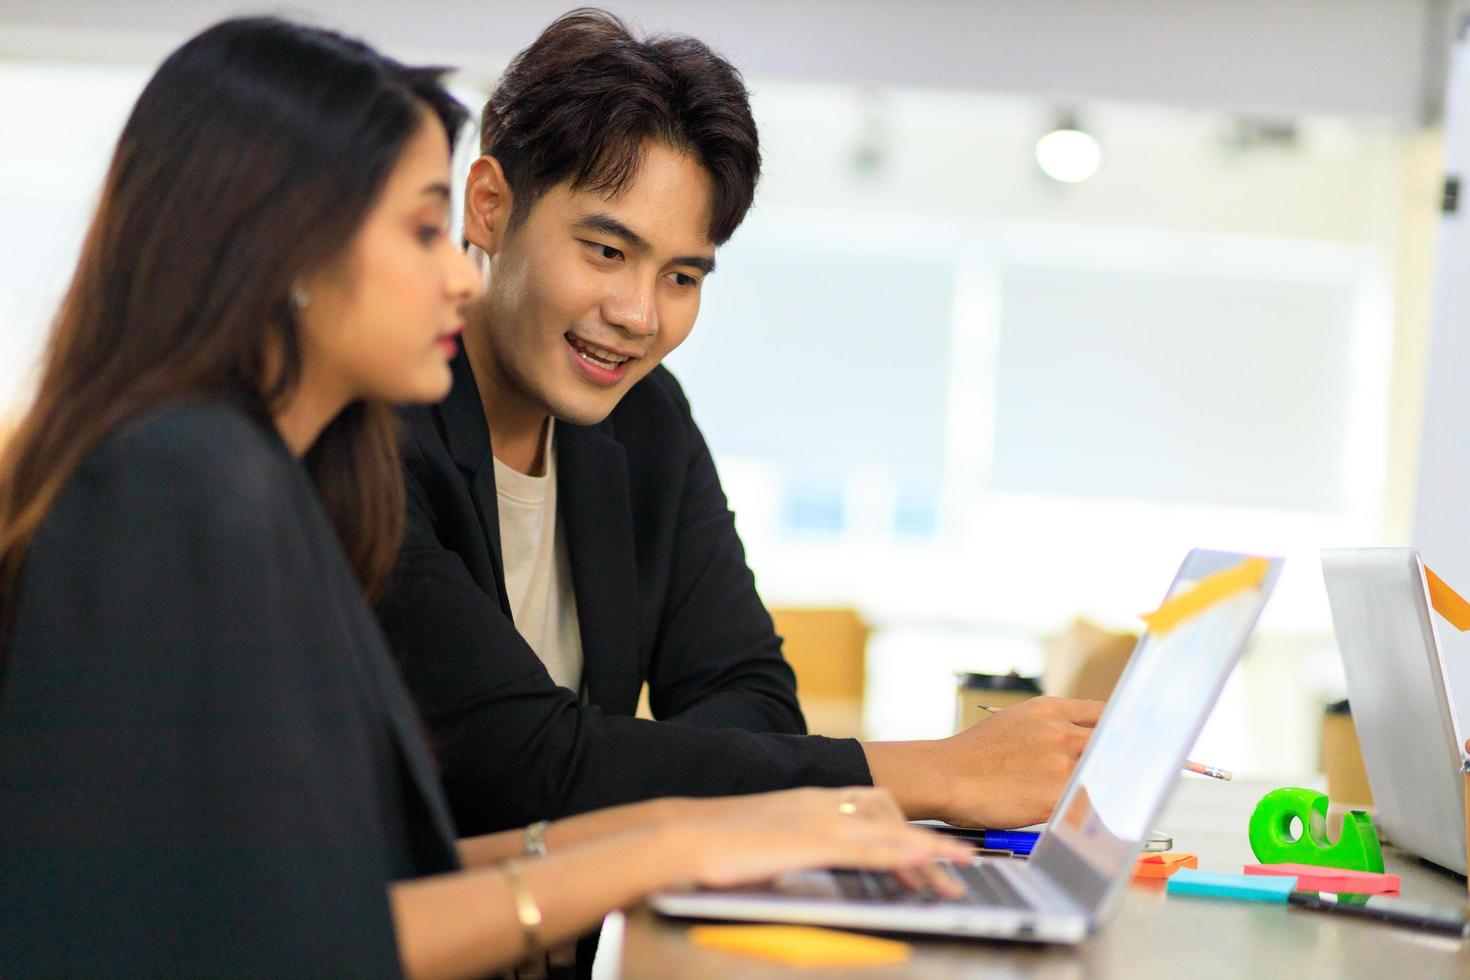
[
  {"xmin": 1181, "ymin": 760, "xmax": 1233, "ymax": 781},
  {"xmin": 974, "ymin": 704, "xmax": 1233, "ymax": 781}
]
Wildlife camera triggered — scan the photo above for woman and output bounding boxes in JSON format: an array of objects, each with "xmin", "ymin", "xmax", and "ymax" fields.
[{"xmin": 0, "ymin": 18, "xmax": 969, "ymax": 978}]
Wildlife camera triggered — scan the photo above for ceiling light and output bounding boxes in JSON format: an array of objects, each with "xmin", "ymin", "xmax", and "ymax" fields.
[{"xmin": 1035, "ymin": 113, "xmax": 1101, "ymax": 184}]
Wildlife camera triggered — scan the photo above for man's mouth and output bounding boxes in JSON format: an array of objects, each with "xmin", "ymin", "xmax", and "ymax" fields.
[{"xmin": 566, "ymin": 333, "xmax": 634, "ymax": 370}]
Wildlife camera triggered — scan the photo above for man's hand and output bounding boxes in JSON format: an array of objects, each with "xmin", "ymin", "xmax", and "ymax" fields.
[{"xmin": 863, "ymin": 696, "xmax": 1104, "ymax": 829}]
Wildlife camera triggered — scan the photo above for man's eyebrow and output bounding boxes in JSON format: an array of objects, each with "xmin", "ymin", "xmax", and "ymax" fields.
[
  {"xmin": 576, "ymin": 212, "xmax": 716, "ymax": 275},
  {"xmin": 674, "ymin": 254, "xmax": 716, "ymax": 275},
  {"xmin": 576, "ymin": 212, "xmax": 652, "ymax": 252}
]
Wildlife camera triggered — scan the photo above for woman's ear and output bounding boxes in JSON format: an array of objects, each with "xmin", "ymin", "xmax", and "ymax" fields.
[{"xmin": 463, "ymin": 155, "xmax": 512, "ymax": 258}]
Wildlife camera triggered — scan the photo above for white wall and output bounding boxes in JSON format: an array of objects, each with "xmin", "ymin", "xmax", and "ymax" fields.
[
  {"xmin": 0, "ymin": 4, "xmax": 1446, "ymax": 779},
  {"xmin": 0, "ymin": 0, "xmax": 1450, "ymax": 122},
  {"xmin": 664, "ymin": 83, "xmax": 1425, "ymax": 777},
  {"xmin": 680, "ymin": 85, "xmax": 1408, "ymax": 627},
  {"xmin": 0, "ymin": 61, "xmax": 150, "ymax": 409}
]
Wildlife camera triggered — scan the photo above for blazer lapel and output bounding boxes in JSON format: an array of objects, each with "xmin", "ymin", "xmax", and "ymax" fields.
[
  {"xmin": 381, "ymin": 675, "xmax": 462, "ymax": 852},
  {"xmin": 556, "ymin": 422, "xmax": 641, "ymax": 714},
  {"xmin": 435, "ymin": 350, "xmax": 511, "ymax": 617},
  {"xmin": 285, "ymin": 445, "xmax": 462, "ymax": 858}
]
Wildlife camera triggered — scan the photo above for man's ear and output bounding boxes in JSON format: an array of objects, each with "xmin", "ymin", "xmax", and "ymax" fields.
[{"xmin": 463, "ymin": 155, "xmax": 513, "ymax": 256}]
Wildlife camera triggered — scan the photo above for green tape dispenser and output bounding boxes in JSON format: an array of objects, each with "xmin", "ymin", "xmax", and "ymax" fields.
[{"xmin": 1248, "ymin": 786, "xmax": 1384, "ymax": 874}]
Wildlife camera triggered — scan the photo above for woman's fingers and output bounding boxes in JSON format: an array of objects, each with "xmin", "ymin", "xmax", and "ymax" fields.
[
  {"xmin": 843, "ymin": 814, "xmax": 973, "ymax": 900},
  {"xmin": 929, "ymin": 835, "xmax": 976, "ymax": 865},
  {"xmin": 697, "ymin": 786, "xmax": 976, "ymax": 892},
  {"xmin": 919, "ymin": 861, "xmax": 966, "ymax": 899},
  {"xmin": 834, "ymin": 820, "xmax": 974, "ymax": 868},
  {"xmin": 691, "ymin": 806, "xmax": 978, "ymax": 897},
  {"xmin": 891, "ymin": 865, "xmax": 926, "ymax": 893},
  {"xmin": 895, "ymin": 824, "xmax": 974, "ymax": 863},
  {"xmin": 891, "ymin": 861, "xmax": 967, "ymax": 899},
  {"xmin": 839, "ymin": 823, "xmax": 968, "ymax": 900}
]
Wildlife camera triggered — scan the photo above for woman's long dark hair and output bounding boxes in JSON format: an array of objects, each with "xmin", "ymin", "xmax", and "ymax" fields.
[{"xmin": 0, "ymin": 18, "xmax": 467, "ymax": 643}]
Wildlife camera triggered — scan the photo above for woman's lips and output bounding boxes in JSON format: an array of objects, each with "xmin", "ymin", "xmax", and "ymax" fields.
[{"xmin": 435, "ymin": 323, "xmax": 464, "ymax": 357}]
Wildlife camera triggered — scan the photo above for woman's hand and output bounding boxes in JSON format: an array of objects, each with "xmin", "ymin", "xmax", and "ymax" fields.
[
  {"xmin": 395, "ymin": 789, "xmax": 970, "ymax": 979},
  {"xmin": 669, "ymin": 787, "xmax": 974, "ymax": 898}
]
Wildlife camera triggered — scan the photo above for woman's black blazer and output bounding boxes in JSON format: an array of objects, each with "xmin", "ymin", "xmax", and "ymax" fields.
[{"xmin": 0, "ymin": 402, "xmax": 459, "ymax": 977}]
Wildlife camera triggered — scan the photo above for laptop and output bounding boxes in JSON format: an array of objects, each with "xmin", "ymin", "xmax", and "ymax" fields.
[
  {"xmin": 1321, "ymin": 548, "xmax": 1469, "ymax": 875},
  {"xmin": 652, "ymin": 549, "xmax": 1282, "ymax": 942}
]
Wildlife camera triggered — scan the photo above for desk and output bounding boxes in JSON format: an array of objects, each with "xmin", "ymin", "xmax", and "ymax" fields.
[{"xmin": 617, "ymin": 779, "xmax": 1470, "ymax": 978}]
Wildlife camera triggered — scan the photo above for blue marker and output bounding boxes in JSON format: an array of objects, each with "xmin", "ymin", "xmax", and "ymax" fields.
[{"xmin": 980, "ymin": 830, "xmax": 1040, "ymax": 855}]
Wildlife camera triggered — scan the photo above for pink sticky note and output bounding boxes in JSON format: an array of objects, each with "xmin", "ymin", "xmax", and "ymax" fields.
[{"xmin": 1243, "ymin": 863, "xmax": 1399, "ymax": 894}]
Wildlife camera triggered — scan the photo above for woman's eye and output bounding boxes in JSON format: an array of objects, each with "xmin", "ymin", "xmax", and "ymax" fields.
[{"xmin": 417, "ymin": 226, "xmax": 443, "ymax": 245}]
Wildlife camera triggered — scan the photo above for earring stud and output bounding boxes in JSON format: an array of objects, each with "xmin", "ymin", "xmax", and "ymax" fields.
[{"xmin": 290, "ymin": 285, "xmax": 310, "ymax": 310}]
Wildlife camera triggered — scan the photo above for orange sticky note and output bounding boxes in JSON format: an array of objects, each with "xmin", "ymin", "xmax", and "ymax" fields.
[
  {"xmin": 1134, "ymin": 852, "xmax": 1198, "ymax": 879},
  {"xmin": 688, "ymin": 924, "xmax": 912, "ymax": 967},
  {"xmin": 1139, "ymin": 557, "xmax": 1269, "ymax": 636},
  {"xmin": 1425, "ymin": 566, "xmax": 1470, "ymax": 632}
]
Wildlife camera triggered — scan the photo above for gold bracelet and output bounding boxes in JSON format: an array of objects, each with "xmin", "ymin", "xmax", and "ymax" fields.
[
  {"xmin": 500, "ymin": 859, "xmax": 544, "ymax": 960},
  {"xmin": 524, "ymin": 819, "xmax": 549, "ymax": 858}
]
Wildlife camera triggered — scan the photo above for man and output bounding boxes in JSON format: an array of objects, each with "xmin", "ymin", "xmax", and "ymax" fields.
[{"xmin": 377, "ymin": 8, "xmax": 1101, "ymax": 838}]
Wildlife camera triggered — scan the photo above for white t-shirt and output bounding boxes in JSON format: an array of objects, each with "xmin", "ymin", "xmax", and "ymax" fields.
[{"xmin": 492, "ymin": 421, "xmax": 584, "ymax": 694}]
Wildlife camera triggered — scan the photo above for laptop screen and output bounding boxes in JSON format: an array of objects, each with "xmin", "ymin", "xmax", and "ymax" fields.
[
  {"xmin": 1322, "ymin": 548, "xmax": 1467, "ymax": 874},
  {"xmin": 1029, "ymin": 550, "xmax": 1282, "ymax": 916}
]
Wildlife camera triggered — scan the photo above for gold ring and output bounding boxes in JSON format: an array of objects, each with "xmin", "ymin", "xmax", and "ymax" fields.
[{"xmin": 837, "ymin": 792, "xmax": 860, "ymax": 816}]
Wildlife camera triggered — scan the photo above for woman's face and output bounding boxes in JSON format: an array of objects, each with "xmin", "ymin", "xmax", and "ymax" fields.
[{"xmin": 298, "ymin": 108, "xmax": 481, "ymax": 406}]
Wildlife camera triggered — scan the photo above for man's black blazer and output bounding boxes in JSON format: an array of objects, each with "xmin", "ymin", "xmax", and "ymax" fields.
[{"xmin": 378, "ymin": 351, "xmax": 871, "ymax": 834}]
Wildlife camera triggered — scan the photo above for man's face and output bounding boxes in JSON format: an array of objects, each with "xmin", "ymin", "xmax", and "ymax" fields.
[{"xmin": 471, "ymin": 141, "xmax": 716, "ymax": 426}]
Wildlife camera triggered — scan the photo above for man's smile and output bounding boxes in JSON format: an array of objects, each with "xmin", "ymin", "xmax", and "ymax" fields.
[{"xmin": 566, "ymin": 332, "xmax": 637, "ymax": 368}]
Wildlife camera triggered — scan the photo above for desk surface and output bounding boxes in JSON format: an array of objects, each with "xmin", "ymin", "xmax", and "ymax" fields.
[{"xmin": 617, "ymin": 779, "xmax": 1470, "ymax": 978}]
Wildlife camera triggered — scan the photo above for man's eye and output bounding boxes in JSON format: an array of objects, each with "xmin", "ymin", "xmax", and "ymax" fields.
[
  {"xmin": 671, "ymin": 272, "xmax": 700, "ymax": 288},
  {"xmin": 585, "ymin": 241, "xmax": 623, "ymax": 261},
  {"xmin": 417, "ymin": 226, "xmax": 443, "ymax": 245}
]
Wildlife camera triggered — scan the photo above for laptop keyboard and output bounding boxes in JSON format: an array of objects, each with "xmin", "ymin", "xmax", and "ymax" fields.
[
  {"xmin": 829, "ymin": 862, "xmax": 1033, "ymax": 910},
  {"xmin": 831, "ymin": 869, "xmax": 912, "ymax": 902},
  {"xmin": 953, "ymin": 862, "xmax": 1032, "ymax": 909}
]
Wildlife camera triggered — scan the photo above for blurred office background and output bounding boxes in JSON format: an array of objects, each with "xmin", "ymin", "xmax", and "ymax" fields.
[{"xmin": 3, "ymin": 0, "xmax": 1467, "ymax": 783}]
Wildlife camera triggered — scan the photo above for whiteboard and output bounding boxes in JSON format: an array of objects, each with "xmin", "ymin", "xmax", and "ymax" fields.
[{"xmin": 1413, "ymin": 21, "xmax": 1470, "ymax": 724}]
